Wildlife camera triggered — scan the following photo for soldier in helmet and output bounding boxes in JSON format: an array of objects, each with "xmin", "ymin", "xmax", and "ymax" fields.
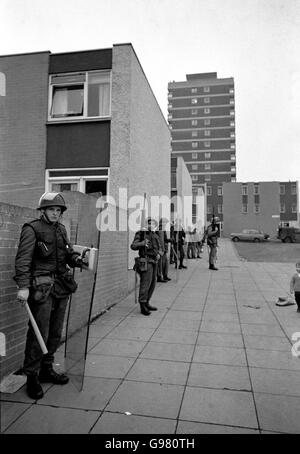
[
  {"xmin": 14, "ymin": 192, "xmax": 84, "ymax": 400},
  {"xmin": 131, "ymin": 217, "xmax": 163, "ymax": 316},
  {"xmin": 206, "ymin": 215, "xmax": 220, "ymax": 271}
]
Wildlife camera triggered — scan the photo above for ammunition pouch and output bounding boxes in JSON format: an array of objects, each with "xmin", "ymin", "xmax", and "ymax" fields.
[
  {"xmin": 31, "ymin": 275, "xmax": 54, "ymax": 303},
  {"xmin": 134, "ymin": 257, "xmax": 148, "ymax": 274},
  {"xmin": 51, "ymin": 273, "xmax": 78, "ymax": 299}
]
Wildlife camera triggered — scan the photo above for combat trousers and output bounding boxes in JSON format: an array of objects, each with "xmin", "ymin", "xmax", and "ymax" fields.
[
  {"xmin": 139, "ymin": 262, "xmax": 157, "ymax": 304},
  {"xmin": 23, "ymin": 293, "xmax": 68, "ymax": 376},
  {"xmin": 209, "ymin": 245, "xmax": 217, "ymax": 266}
]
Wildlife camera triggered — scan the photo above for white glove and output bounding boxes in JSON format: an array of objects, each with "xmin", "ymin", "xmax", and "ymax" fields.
[{"xmin": 17, "ymin": 288, "xmax": 29, "ymax": 304}]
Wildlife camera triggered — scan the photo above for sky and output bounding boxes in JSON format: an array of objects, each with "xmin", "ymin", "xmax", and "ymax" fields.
[{"xmin": 0, "ymin": 0, "xmax": 299, "ymax": 184}]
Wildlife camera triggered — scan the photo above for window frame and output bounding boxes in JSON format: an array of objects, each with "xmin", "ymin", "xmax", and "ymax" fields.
[{"xmin": 48, "ymin": 70, "xmax": 112, "ymax": 122}]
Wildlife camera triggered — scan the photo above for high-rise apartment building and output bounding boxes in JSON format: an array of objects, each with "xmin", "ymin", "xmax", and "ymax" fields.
[{"xmin": 168, "ymin": 72, "xmax": 236, "ymax": 224}]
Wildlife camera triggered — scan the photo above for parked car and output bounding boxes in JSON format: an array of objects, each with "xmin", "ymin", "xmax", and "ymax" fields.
[
  {"xmin": 230, "ymin": 229, "xmax": 270, "ymax": 242},
  {"xmin": 277, "ymin": 227, "xmax": 300, "ymax": 243}
]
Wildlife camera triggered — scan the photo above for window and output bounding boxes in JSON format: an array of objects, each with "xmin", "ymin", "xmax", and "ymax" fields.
[
  {"xmin": 242, "ymin": 185, "xmax": 248, "ymax": 195},
  {"xmin": 168, "ymin": 114, "xmax": 173, "ymax": 120},
  {"xmin": 230, "ymin": 143, "xmax": 235, "ymax": 149},
  {"xmin": 204, "ymin": 97, "xmax": 210, "ymax": 103},
  {"xmin": 192, "ymin": 142, "xmax": 198, "ymax": 148},
  {"xmin": 204, "ymin": 130, "xmax": 210, "ymax": 136},
  {"xmin": 279, "ymin": 184, "xmax": 285, "ymax": 195},
  {"xmin": 254, "ymin": 204, "xmax": 260, "ymax": 214},
  {"xmin": 192, "ymin": 175, "xmax": 198, "ymax": 181},
  {"xmin": 192, "ymin": 152, "xmax": 198, "ymax": 159},
  {"xmin": 191, "ymin": 98, "xmax": 198, "ymax": 104},
  {"xmin": 192, "ymin": 164, "xmax": 198, "ymax": 170},
  {"xmin": 168, "ymin": 103, "xmax": 173, "ymax": 108},
  {"xmin": 229, "ymin": 88, "xmax": 234, "ymax": 94},
  {"xmin": 253, "ymin": 184, "xmax": 260, "ymax": 195},
  {"xmin": 205, "ymin": 174, "xmax": 211, "ymax": 182},
  {"xmin": 204, "ymin": 119, "xmax": 211, "ymax": 126},
  {"xmin": 204, "ymin": 108, "xmax": 210, "ymax": 114},
  {"xmin": 192, "ymin": 109, "xmax": 198, "ymax": 115},
  {"xmin": 291, "ymin": 184, "xmax": 297, "ymax": 195},
  {"xmin": 230, "ymin": 132, "xmax": 235, "ymax": 138},
  {"xmin": 205, "ymin": 152, "xmax": 211, "ymax": 159},
  {"xmin": 292, "ymin": 204, "xmax": 297, "ymax": 213},
  {"xmin": 204, "ymin": 86, "xmax": 210, "ymax": 93},
  {"xmin": 192, "ymin": 119, "xmax": 198, "ymax": 126},
  {"xmin": 207, "ymin": 204, "xmax": 212, "ymax": 214},
  {"xmin": 207, "ymin": 186, "xmax": 212, "ymax": 196},
  {"xmin": 242, "ymin": 204, "xmax": 248, "ymax": 213},
  {"xmin": 205, "ymin": 163, "xmax": 211, "ymax": 170},
  {"xmin": 230, "ymin": 110, "xmax": 234, "ymax": 116},
  {"xmin": 230, "ymin": 154, "xmax": 235, "ymax": 161},
  {"xmin": 217, "ymin": 186, "xmax": 223, "ymax": 196},
  {"xmin": 280, "ymin": 203, "xmax": 286, "ymax": 213},
  {"xmin": 230, "ymin": 121, "xmax": 235, "ymax": 126},
  {"xmin": 192, "ymin": 131, "xmax": 198, "ymax": 137},
  {"xmin": 204, "ymin": 141, "xmax": 210, "ymax": 148},
  {"xmin": 191, "ymin": 88, "xmax": 197, "ymax": 93},
  {"xmin": 51, "ymin": 182, "xmax": 79, "ymax": 192},
  {"xmin": 218, "ymin": 205, "xmax": 223, "ymax": 214},
  {"xmin": 49, "ymin": 71, "xmax": 111, "ymax": 120},
  {"xmin": 230, "ymin": 99, "xmax": 234, "ymax": 104}
]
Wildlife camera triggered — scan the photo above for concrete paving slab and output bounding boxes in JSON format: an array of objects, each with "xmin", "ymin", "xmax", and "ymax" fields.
[
  {"xmin": 196, "ymin": 332, "xmax": 244, "ymax": 348},
  {"xmin": 5, "ymin": 405, "xmax": 100, "ymax": 434},
  {"xmin": 163, "ymin": 310, "xmax": 203, "ymax": 321},
  {"xmin": 126, "ymin": 358, "xmax": 190, "ymax": 385},
  {"xmin": 241, "ymin": 323, "xmax": 285, "ymax": 337},
  {"xmin": 180, "ymin": 386, "xmax": 258, "ymax": 429},
  {"xmin": 88, "ymin": 324, "xmax": 117, "ymax": 339},
  {"xmin": 171, "ymin": 301, "xmax": 205, "ymax": 311},
  {"xmin": 37, "ymin": 376, "xmax": 121, "ymax": 410},
  {"xmin": 106, "ymin": 381, "xmax": 184, "ymax": 419},
  {"xmin": 200, "ymin": 321, "xmax": 241, "ymax": 334},
  {"xmin": 193, "ymin": 345, "xmax": 247, "ymax": 367},
  {"xmin": 106, "ymin": 326, "xmax": 156, "ymax": 342},
  {"xmin": 247, "ymin": 348, "xmax": 300, "ymax": 371},
  {"xmin": 151, "ymin": 328, "xmax": 198, "ymax": 344},
  {"xmin": 202, "ymin": 312, "xmax": 239, "ymax": 323},
  {"xmin": 239, "ymin": 313, "xmax": 278, "ymax": 325},
  {"xmin": 89, "ymin": 338, "xmax": 147, "ymax": 357},
  {"xmin": 243, "ymin": 335, "xmax": 292, "ymax": 351},
  {"xmin": 84, "ymin": 354, "xmax": 136, "ymax": 379},
  {"xmin": 91, "ymin": 412, "xmax": 177, "ymax": 434},
  {"xmin": 0, "ymin": 401, "xmax": 31, "ymax": 433},
  {"xmin": 140, "ymin": 342, "xmax": 194, "ymax": 362},
  {"xmin": 188, "ymin": 363, "xmax": 251, "ymax": 391},
  {"xmin": 250, "ymin": 367, "xmax": 300, "ymax": 397},
  {"xmin": 159, "ymin": 318, "xmax": 201, "ymax": 331},
  {"xmin": 176, "ymin": 420, "xmax": 259, "ymax": 434},
  {"xmin": 255, "ymin": 393, "xmax": 300, "ymax": 433},
  {"xmin": 117, "ymin": 316, "xmax": 163, "ymax": 329}
]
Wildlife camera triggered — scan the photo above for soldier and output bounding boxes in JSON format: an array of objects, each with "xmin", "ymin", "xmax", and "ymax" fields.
[
  {"xmin": 131, "ymin": 217, "xmax": 163, "ymax": 315},
  {"xmin": 157, "ymin": 218, "xmax": 172, "ymax": 282},
  {"xmin": 171, "ymin": 220, "xmax": 187, "ymax": 269},
  {"xmin": 14, "ymin": 192, "xmax": 85, "ymax": 400},
  {"xmin": 206, "ymin": 216, "xmax": 220, "ymax": 271}
]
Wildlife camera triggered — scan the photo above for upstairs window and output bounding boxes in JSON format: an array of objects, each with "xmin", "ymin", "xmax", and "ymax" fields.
[{"xmin": 49, "ymin": 70, "xmax": 111, "ymax": 120}]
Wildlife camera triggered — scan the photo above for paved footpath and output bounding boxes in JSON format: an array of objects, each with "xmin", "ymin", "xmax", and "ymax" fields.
[{"xmin": 1, "ymin": 239, "xmax": 300, "ymax": 434}]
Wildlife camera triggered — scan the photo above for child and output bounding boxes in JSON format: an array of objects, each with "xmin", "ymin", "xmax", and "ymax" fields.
[{"xmin": 290, "ymin": 261, "xmax": 300, "ymax": 312}]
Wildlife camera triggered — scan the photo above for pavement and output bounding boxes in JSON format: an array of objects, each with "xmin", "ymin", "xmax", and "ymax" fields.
[{"xmin": 1, "ymin": 238, "xmax": 300, "ymax": 434}]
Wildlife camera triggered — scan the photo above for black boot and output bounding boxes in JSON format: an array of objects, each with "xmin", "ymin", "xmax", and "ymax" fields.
[
  {"xmin": 145, "ymin": 301, "xmax": 157, "ymax": 311},
  {"xmin": 140, "ymin": 303, "xmax": 151, "ymax": 316},
  {"xmin": 39, "ymin": 365, "xmax": 69, "ymax": 385},
  {"xmin": 209, "ymin": 265, "xmax": 218, "ymax": 271},
  {"xmin": 26, "ymin": 374, "xmax": 44, "ymax": 400}
]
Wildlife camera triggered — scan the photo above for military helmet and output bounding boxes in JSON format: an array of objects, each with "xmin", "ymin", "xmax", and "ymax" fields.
[{"xmin": 37, "ymin": 192, "xmax": 67, "ymax": 212}]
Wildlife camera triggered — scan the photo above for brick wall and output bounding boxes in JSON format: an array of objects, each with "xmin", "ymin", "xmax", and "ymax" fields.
[
  {"xmin": 0, "ymin": 52, "xmax": 49, "ymax": 208},
  {"xmin": 0, "ymin": 202, "xmax": 38, "ymax": 379}
]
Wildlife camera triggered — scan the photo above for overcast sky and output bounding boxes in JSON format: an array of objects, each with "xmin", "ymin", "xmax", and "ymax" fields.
[{"xmin": 1, "ymin": 0, "xmax": 299, "ymax": 184}]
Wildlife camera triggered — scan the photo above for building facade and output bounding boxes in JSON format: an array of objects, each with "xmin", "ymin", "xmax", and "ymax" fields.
[
  {"xmin": 0, "ymin": 44, "xmax": 170, "ymax": 210},
  {"xmin": 222, "ymin": 181, "xmax": 299, "ymax": 238},
  {"xmin": 168, "ymin": 72, "xmax": 236, "ymax": 225}
]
